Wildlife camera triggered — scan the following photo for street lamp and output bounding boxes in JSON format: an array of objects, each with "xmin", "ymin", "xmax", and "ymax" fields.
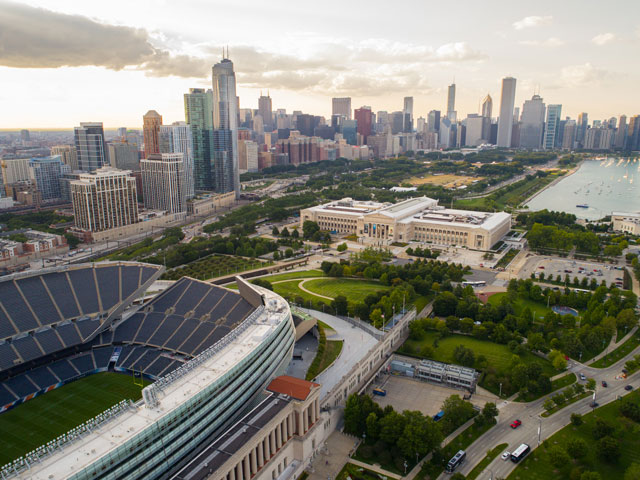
[{"xmin": 404, "ymin": 460, "xmax": 408, "ymax": 475}]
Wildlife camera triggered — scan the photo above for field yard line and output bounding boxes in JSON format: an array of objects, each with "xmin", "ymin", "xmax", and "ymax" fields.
[{"xmin": 298, "ymin": 278, "xmax": 334, "ymax": 300}]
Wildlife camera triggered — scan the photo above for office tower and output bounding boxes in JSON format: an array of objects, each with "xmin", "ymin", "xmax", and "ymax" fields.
[
  {"xmin": 513, "ymin": 107, "xmax": 520, "ymax": 123},
  {"xmin": 117, "ymin": 127, "xmax": 127, "ymax": 138},
  {"xmin": 160, "ymin": 122, "xmax": 195, "ymax": 199},
  {"xmin": 465, "ymin": 114, "xmax": 485, "ymax": 146},
  {"xmin": 258, "ymin": 93, "xmax": 273, "ymax": 131},
  {"xmin": 390, "ymin": 111, "xmax": 404, "ymax": 134},
  {"xmin": 577, "ymin": 113, "xmax": 589, "ymax": 146},
  {"xmin": 51, "ymin": 145, "xmax": 78, "ymax": 171},
  {"xmin": 0, "ymin": 158, "xmax": 31, "ymax": 184},
  {"xmin": 107, "ymin": 141, "xmax": 140, "ymax": 171},
  {"xmin": 141, "ymin": 153, "xmax": 186, "ymax": 214},
  {"xmin": 71, "ymin": 167, "xmax": 138, "ymax": 232},
  {"xmin": 20, "ymin": 129, "xmax": 30, "ymax": 142},
  {"xmin": 446, "ymin": 83, "xmax": 456, "ymax": 121},
  {"xmin": 543, "ymin": 104, "xmax": 562, "ymax": 150},
  {"xmin": 482, "ymin": 94, "xmax": 493, "ymax": 142},
  {"xmin": 519, "ymin": 94, "xmax": 546, "ymax": 149},
  {"xmin": 497, "ymin": 77, "xmax": 517, "ymax": 147},
  {"xmin": 403, "ymin": 97, "xmax": 414, "ymax": 132},
  {"xmin": 615, "ymin": 115, "xmax": 627, "ymax": 149},
  {"xmin": 562, "ymin": 120, "xmax": 577, "ymax": 149},
  {"xmin": 295, "ymin": 114, "xmax": 318, "ymax": 136},
  {"xmin": 427, "ymin": 110, "xmax": 441, "ymax": 133},
  {"xmin": 74, "ymin": 122, "xmax": 106, "ymax": 172},
  {"xmin": 354, "ymin": 107, "xmax": 373, "ymax": 141},
  {"xmin": 143, "ymin": 110, "xmax": 163, "ymax": 156},
  {"xmin": 212, "ymin": 56, "xmax": 240, "ymax": 197},
  {"xmin": 238, "ymin": 140, "xmax": 259, "ymax": 173},
  {"xmin": 628, "ymin": 115, "xmax": 640, "ymax": 151},
  {"xmin": 332, "ymin": 97, "xmax": 352, "ymax": 120},
  {"xmin": 341, "ymin": 120, "xmax": 357, "ymax": 145},
  {"xmin": 29, "ymin": 156, "xmax": 67, "ymax": 202},
  {"xmin": 184, "ymin": 88, "xmax": 214, "ymax": 191},
  {"xmin": 439, "ymin": 117, "xmax": 452, "ymax": 148}
]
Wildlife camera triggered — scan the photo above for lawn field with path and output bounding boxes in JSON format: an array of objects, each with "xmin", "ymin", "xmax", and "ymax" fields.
[
  {"xmin": 0, "ymin": 373, "xmax": 148, "ymax": 465},
  {"xmin": 302, "ymin": 278, "xmax": 389, "ymax": 303}
]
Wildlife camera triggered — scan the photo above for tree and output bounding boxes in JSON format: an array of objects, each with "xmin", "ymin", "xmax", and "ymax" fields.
[
  {"xmin": 570, "ymin": 413, "xmax": 583, "ymax": 426},
  {"xmin": 552, "ymin": 355, "xmax": 568, "ymax": 371},
  {"xmin": 291, "ymin": 228, "xmax": 300, "ymax": 239},
  {"xmin": 370, "ymin": 308, "xmax": 383, "ymax": 329},
  {"xmin": 580, "ymin": 472, "xmax": 602, "ymax": 480},
  {"xmin": 332, "ymin": 295, "xmax": 348, "ymax": 316},
  {"xmin": 597, "ymin": 436, "xmax": 620, "ymax": 462},
  {"xmin": 273, "ymin": 250, "xmax": 280, "ymax": 261},
  {"xmin": 442, "ymin": 395, "xmax": 475, "ymax": 431},
  {"xmin": 481, "ymin": 402, "xmax": 499, "ymax": 424},
  {"xmin": 337, "ymin": 242, "xmax": 348, "ymax": 252},
  {"xmin": 544, "ymin": 398, "xmax": 555, "ymax": 412},
  {"xmin": 451, "ymin": 474, "xmax": 466, "ymax": 480},
  {"xmin": 433, "ymin": 291, "xmax": 459, "ymax": 316},
  {"xmin": 592, "ymin": 418, "xmax": 614, "ymax": 440},
  {"xmin": 272, "ymin": 226, "xmax": 280, "ymax": 235},
  {"xmin": 303, "ymin": 220, "xmax": 320, "ymax": 239},
  {"xmin": 379, "ymin": 410, "xmax": 406, "ymax": 445},
  {"xmin": 280, "ymin": 226, "xmax": 290, "ymax": 237},
  {"xmin": 285, "ymin": 248, "xmax": 293, "ymax": 258},
  {"xmin": 548, "ymin": 445, "xmax": 570, "ymax": 468},
  {"xmin": 397, "ymin": 411, "xmax": 442, "ymax": 460},
  {"xmin": 624, "ymin": 463, "xmax": 640, "ymax": 480},
  {"xmin": 453, "ymin": 344, "xmax": 476, "ymax": 367},
  {"xmin": 365, "ymin": 412, "xmax": 379, "ymax": 441},
  {"xmin": 566, "ymin": 438, "xmax": 588, "ymax": 459},
  {"xmin": 586, "ymin": 378, "xmax": 596, "ymax": 391}
]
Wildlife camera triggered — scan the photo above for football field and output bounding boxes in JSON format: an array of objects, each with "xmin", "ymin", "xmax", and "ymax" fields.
[{"xmin": 0, "ymin": 372, "xmax": 148, "ymax": 466}]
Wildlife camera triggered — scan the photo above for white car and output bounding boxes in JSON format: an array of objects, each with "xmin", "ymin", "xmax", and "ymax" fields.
[{"xmin": 501, "ymin": 451, "xmax": 511, "ymax": 461}]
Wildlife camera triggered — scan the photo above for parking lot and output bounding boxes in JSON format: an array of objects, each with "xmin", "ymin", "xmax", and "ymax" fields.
[
  {"xmin": 519, "ymin": 256, "xmax": 624, "ymax": 288},
  {"xmin": 367, "ymin": 375, "xmax": 497, "ymax": 417}
]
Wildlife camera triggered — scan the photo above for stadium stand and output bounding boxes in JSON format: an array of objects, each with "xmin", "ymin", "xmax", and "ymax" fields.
[
  {"xmin": 55, "ymin": 322, "xmax": 82, "ymax": 347},
  {"xmin": 69, "ymin": 353, "xmax": 95, "ymax": 375},
  {"xmin": 91, "ymin": 347, "xmax": 113, "ymax": 368},
  {"xmin": 0, "ymin": 342, "xmax": 19, "ymax": 371},
  {"xmin": 3, "ymin": 375, "xmax": 38, "ymax": 398},
  {"xmin": 14, "ymin": 276, "xmax": 61, "ymax": 326},
  {"xmin": 42, "ymin": 272, "xmax": 80, "ymax": 319},
  {"xmin": 0, "ymin": 383, "xmax": 17, "ymax": 405},
  {"xmin": 12, "ymin": 335, "xmax": 44, "ymax": 363},
  {"xmin": 25, "ymin": 366, "xmax": 58, "ymax": 390},
  {"xmin": 33, "ymin": 328, "xmax": 64, "ymax": 355},
  {"xmin": 48, "ymin": 359, "xmax": 79, "ymax": 383}
]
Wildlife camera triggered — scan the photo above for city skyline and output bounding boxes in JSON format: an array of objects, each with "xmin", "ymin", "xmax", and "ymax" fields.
[{"xmin": 1, "ymin": 0, "xmax": 639, "ymax": 128}]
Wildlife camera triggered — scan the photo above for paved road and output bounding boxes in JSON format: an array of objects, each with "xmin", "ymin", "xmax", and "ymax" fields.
[{"xmin": 451, "ymin": 345, "xmax": 640, "ymax": 480}]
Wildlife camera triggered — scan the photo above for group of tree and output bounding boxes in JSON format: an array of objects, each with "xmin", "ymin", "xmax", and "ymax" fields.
[
  {"xmin": 301, "ymin": 220, "xmax": 332, "ymax": 243},
  {"xmin": 543, "ymin": 382, "xmax": 589, "ymax": 411},
  {"xmin": 527, "ymin": 223, "xmax": 602, "ymax": 254},
  {"xmin": 406, "ymin": 246, "xmax": 440, "ymax": 259}
]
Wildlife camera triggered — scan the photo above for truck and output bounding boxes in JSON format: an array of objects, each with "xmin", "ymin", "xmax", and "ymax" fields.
[{"xmin": 433, "ymin": 410, "xmax": 445, "ymax": 422}]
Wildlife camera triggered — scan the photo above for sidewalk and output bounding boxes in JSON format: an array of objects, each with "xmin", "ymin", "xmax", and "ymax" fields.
[{"xmin": 586, "ymin": 325, "xmax": 639, "ymax": 365}]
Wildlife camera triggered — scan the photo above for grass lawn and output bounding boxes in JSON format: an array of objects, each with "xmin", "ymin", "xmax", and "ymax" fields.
[
  {"xmin": 467, "ymin": 443, "xmax": 509, "ymax": 480},
  {"xmin": 303, "ymin": 278, "xmax": 388, "ymax": 303},
  {"xmin": 507, "ymin": 390, "xmax": 640, "ymax": 480},
  {"xmin": 272, "ymin": 279, "xmax": 330, "ymax": 306},
  {"xmin": 260, "ymin": 269, "xmax": 325, "ymax": 283},
  {"xmin": 414, "ymin": 295, "xmax": 432, "ymax": 315},
  {"xmin": 401, "ymin": 332, "xmax": 558, "ymax": 379},
  {"xmin": 487, "ymin": 292, "xmax": 553, "ymax": 319},
  {"xmin": 590, "ymin": 333, "xmax": 640, "ymax": 368},
  {"xmin": 0, "ymin": 373, "xmax": 148, "ymax": 465},
  {"xmin": 516, "ymin": 373, "xmax": 577, "ymax": 403}
]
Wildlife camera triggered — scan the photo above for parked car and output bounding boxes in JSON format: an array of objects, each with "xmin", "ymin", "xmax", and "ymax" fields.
[
  {"xmin": 501, "ymin": 451, "xmax": 511, "ymax": 461},
  {"xmin": 602, "ymin": 381, "xmax": 608, "ymax": 387},
  {"xmin": 538, "ymin": 266, "xmax": 545, "ymax": 269},
  {"xmin": 579, "ymin": 373, "xmax": 587, "ymax": 381},
  {"xmin": 510, "ymin": 419, "xmax": 522, "ymax": 429},
  {"xmin": 625, "ymin": 385, "xmax": 634, "ymax": 391}
]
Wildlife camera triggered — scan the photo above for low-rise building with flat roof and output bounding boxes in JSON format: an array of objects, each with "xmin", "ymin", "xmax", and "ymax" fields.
[{"xmin": 612, "ymin": 212, "xmax": 640, "ymax": 235}]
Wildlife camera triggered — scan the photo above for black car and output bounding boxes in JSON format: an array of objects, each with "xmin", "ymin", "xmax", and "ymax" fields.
[
  {"xmin": 602, "ymin": 381, "xmax": 608, "ymax": 388},
  {"xmin": 625, "ymin": 385, "xmax": 634, "ymax": 391},
  {"xmin": 590, "ymin": 401, "xmax": 599, "ymax": 408}
]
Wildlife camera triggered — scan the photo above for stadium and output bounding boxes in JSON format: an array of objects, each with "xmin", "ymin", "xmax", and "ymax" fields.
[{"xmin": 0, "ymin": 262, "xmax": 297, "ymax": 480}]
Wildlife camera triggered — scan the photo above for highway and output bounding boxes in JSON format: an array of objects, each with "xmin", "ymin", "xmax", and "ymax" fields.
[{"xmin": 443, "ymin": 345, "xmax": 640, "ymax": 480}]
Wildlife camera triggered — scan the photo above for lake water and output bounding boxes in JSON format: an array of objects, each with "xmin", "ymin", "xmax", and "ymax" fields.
[{"xmin": 525, "ymin": 158, "xmax": 640, "ymax": 220}]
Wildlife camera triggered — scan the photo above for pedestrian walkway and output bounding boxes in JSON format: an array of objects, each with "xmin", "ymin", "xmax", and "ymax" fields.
[
  {"xmin": 586, "ymin": 325, "xmax": 638, "ymax": 365},
  {"xmin": 308, "ymin": 431, "xmax": 357, "ymax": 480}
]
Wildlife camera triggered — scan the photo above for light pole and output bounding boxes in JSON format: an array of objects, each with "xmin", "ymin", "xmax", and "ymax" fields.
[
  {"xmin": 404, "ymin": 460, "xmax": 408, "ymax": 475},
  {"xmin": 499, "ymin": 382, "xmax": 502, "ymax": 397}
]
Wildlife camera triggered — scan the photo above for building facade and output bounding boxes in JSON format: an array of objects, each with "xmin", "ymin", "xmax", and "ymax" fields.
[
  {"xmin": 612, "ymin": 212, "xmax": 640, "ymax": 235},
  {"xmin": 29, "ymin": 155, "xmax": 68, "ymax": 202},
  {"xmin": 71, "ymin": 167, "xmax": 139, "ymax": 232},
  {"xmin": 519, "ymin": 94, "xmax": 546, "ymax": 149},
  {"xmin": 184, "ymin": 88, "xmax": 215, "ymax": 191},
  {"xmin": 332, "ymin": 97, "xmax": 351, "ymax": 120},
  {"xmin": 160, "ymin": 122, "xmax": 195, "ymax": 199},
  {"xmin": 543, "ymin": 104, "xmax": 562, "ymax": 149},
  {"xmin": 143, "ymin": 110, "xmax": 163, "ymax": 157},
  {"xmin": 74, "ymin": 122, "xmax": 107, "ymax": 172},
  {"xmin": 141, "ymin": 153, "xmax": 186, "ymax": 214},
  {"xmin": 497, "ymin": 77, "xmax": 517, "ymax": 148},
  {"xmin": 107, "ymin": 141, "xmax": 140, "ymax": 171},
  {"xmin": 51, "ymin": 145, "xmax": 79, "ymax": 171}
]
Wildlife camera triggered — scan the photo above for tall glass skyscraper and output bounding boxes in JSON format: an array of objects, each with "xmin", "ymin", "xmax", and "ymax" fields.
[
  {"xmin": 184, "ymin": 88, "xmax": 214, "ymax": 191},
  {"xmin": 74, "ymin": 122, "xmax": 106, "ymax": 172},
  {"xmin": 497, "ymin": 77, "xmax": 517, "ymax": 148},
  {"xmin": 212, "ymin": 57, "xmax": 240, "ymax": 197},
  {"xmin": 543, "ymin": 104, "xmax": 562, "ymax": 150}
]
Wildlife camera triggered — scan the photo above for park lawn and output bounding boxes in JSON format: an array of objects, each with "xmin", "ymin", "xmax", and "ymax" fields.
[
  {"xmin": 507, "ymin": 390, "xmax": 640, "ymax": 480},
  {"xmin": 259, "ymin": 269, "xmax": 325, "ymax": 283},
  {"xmin": 303, "ymin": 278, "xmax": 389, "ymax": 303},
  {"xmin": 413, "ymin": 295, "xmax": 432, "ymax": 315},
  {"xmin": 467, "ymin": 443, "xmax": 509, "ymax": 480},
  {"xmin": 272, "ymin": 279, "xmax": 330, "ymax": 306},
  {"xmin": 590, "ymin": 332, "xmax": 640, "ymax": 368},
  {"xmin": 487, "ymin": 292, "xmax": 553, "ymax": 319},
  {"xmin": 401, "ymin": 331, "xmax": 557, "ymax": 378},
  {"xmin": 516, "ymin": 373, "xmax": 577, "ymax": 403},
  {"xmin": 0, "ymin": 373, "xmax": 148, "ymax": 465}
]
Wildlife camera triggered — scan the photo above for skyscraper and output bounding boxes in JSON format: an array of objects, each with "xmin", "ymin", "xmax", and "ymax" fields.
[
  {"xmin": 29, "ymin": 156, "xmax": 67, "ymax": 202},
  {"xmin": 562, "ymin": 120, "xmax": 577, "ymax": 150},
  {"xmin": 446, "ymin": 83, "xmax": 456, "ymax": 121},
  {"xmin": 519, "ymin": 94, "xmax": 546, "ymax": 149},
  {"xmin": 577, "ymin": 113, "xmax": 589, "ymax": 147},
  {"xmin": 143, "ymin": 110, "xmax": 163, "ymax": 157},
  {"xmin": 74, "ymin": 122, "xmax": 106, "ymax": 172},
  {"xmin": 427, "ymin": 110, "xmax": 441, "ymax": 133},
  {"xmin": 628, "ymin": 115, "xmax": 640, "ymax": 151},
  {"xmin": 51, "ymin": 145, "xmax": 79, "ymax": 171},
  {"xmin": 496, "ymin": 77, "xmax": 517, "ymax": 147},
  {"xmin": 107, "ymin": 141, "xmax": 140, "ymax": 171},
  {"xmin": 212, "ymin": 56, "xmax": 240, "ymax": 197},
  {"xmin": 465, "ymin": 115, "xmax": 485, "ymax": 146},
  {"xmin": 141, "ymin": 153, "xmax": 186, "ymax": 214},
  {"xmin": 184, "ymin": 88, "xmax": 214, "ymax": 191},
  {"xmin": 71, "ymin": 167, "xmax": 138, "ymax": 232},
  {"xmin": 543, "ymin": 104, "xmax": 562, "ymax": 150},
  {"xmin": 258, "ymin": 93, "xmax": 273, "ymax": 131},
  {"xmin": 332, "ymin": 98, "xmax": 352, "ymax": 120},
  {"xmin": 482, "ymin": 94, "xmax": 493, "ymax": 142},
  {"xmin": 354, "ymin": 107, "xmax": 373, "ymax": 141},
  {"xmin": 160, "ymin": 122, "xmax": 195, "ymax": 199},
  {"xmin": 615, "ymin": 115, "xmax": 627, "ymax": 149},
  {"xmin": 403, "ymin": 97, "xmax": 414, "ymax": 132}
]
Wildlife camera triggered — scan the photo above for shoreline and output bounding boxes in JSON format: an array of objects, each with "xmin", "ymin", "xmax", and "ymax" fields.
[{"xmin": 522, "ymin": 160, "xmax": 585, "ymax": 206}]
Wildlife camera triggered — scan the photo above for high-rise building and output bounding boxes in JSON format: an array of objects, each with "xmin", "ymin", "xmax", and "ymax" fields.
[
  {"xmin": 577, "ymin": 113, "xmax": 589, "ymax": 147},
  {"xmin": 628, "ymin": 115, "xmax": 640, "ymax": 151},
  {"xmin": 543, "ymin": 104, "xmax": 562, "ymax": 150},
  {"xmin": 482, "ymin": 94, "xmax": 493, "ymax": 142},
  {"xmin": 562, "ymin": 120, "xmax": 577, "ymax": 150},
  {"xmin": 71, "ymin": 167, "xmax": 138, "ymax": 232},
  {"xmin": 20, "ymin": 129, "xmax": 30, "ymax": 142},
  {"xmin": 615, "ymin": 115, "xmax": 628, "ymax": 149},
  {"xmin": 403, "ymin": 97, "xmax": 414, "ymax": 132},
  {"xmin": 1, "ymin": 158, "xmax": 31, "ymax": 184},
  {"xmin": 258, "ymin": 93, "xmax": 273, "ymax": 131},
  {"xmin": 341, "ymin": 120, "xmax": 357, "ymax": 145},
  {"xmin": 519, "ymin": 94, "xmax": 546, "ymax": 149},
  {"xmin": 107, "ymin": 141, "xmax": 140, "ymax": 171},
  {"xmin": 332, "ymin": 97, "xmax": 352, "ymax": 120},
  {"xmin": 74, "ymin": 122, "xmax": 106, "ymax": 172},
  {"xmin": 29, "ymin": 156, "xmax": 68, "ymax": 202},
  {"xmin": 354, "ymin": 107, "xmax": 373, "ymax": 141},
  {"xmin": 390, "ymin": 111, "xmax": 404, "ymax": 135},
  {"xmin": 160, "ymin": 122, "xmax": 195, "ymax": 199},
  {"xmin": 141, "ymin": 153, "xmax": 186, "ymax": 214},
  {"xmin": 497, "ymin": 77, "xmax": 517, "ymax": 147},
  {"xmin": 184, "ymin": 88, "xmax": 214, "ymax": 191},
  {"xmin": 465, "ymin": 114, "xmax": 485, "ymax": 146},
  {"xmin": 446, "ymin": 83, "xmax": 456, "ymax": 121},
  {"xmin": 51, "ymin": 145, "xmax": 79, "ymax": 171},
  {"xmin": 439, "ymin": 117, "xmax": 453, "ymax": 148},
  {"xmin": 427, "ymin": 110, "xmax": 441, "ymax": 133},
  {"xmin": 143, "ymin": 110, "xmax": 163, "ymax": 157},
  {"xmin": 212, "ymin": 56, "xmax": 240, "ymax": 197},
  {"xmin": 238, "ymin": 140, "xmax": 259, "ymax": 173}
]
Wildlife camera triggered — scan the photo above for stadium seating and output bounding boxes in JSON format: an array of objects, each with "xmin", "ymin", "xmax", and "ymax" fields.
[
  {"xmin": 55, "ymin": 322, "xmax": 82, "ymax": 347},
  {"xmin": 69, "ymin": 353, "xmax": 94, "ymax": 375},
  {"xmin": 48, "ymin": 359, "xmax": 79, "ymax": 383},
  {"xmin": 150, "ymin": 278, "xmax": 191, "ymax": 313},
  {"xmin": 15, "ymin": 276, "xmax": 61, "ymax": 326},
  {"xmin": 95, "ymin": 266, "xmax": 120, "ymax": 309},
  {"xmin": 42, "ymin": 272, "xmax": 80, "ymax": 319},
  {"xmin": 92, "ymin": 347, "xmax": 113, "ymax": 368},
  {"xmin": 3, "ymin": 375, "xmax": 38, "ymax": 398},
  {"xmin": 76, "ymin": 318, "xmax": 101, "ymax": 340},
  {"xmin": 0, "ymin": 342, "xmax": 19, "ymax": 371},
  {"xmin": 34, "ymin": 328, "xmax": 64, "ymax": 355},
  {"xmin": 144, "ymin": 355, "xmax": 174, "ymax": 378},
  {"xmin": 0, "ymin": 383, "xmax": 17, "ymax": 405},
  {"xmin": 25, "ymin": 366, "xmax": 59, "ymax": 390},
  {"xmin": 68, "ymin": 268, "xmax": 100, "ymax": 314},
  {"xmin": 0, "ymin": 281, "xmax": 40, "ymax": 331},
  {"xmin": 12, "ymin": 336, "xmax": 43, "ymax": 363},
  {"xmin": 0, "ymin": 309, "xmax": 17, "ymax": 340}
]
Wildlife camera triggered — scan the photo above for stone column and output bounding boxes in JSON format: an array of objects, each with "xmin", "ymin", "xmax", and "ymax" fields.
[
  {"xmin": 315, "ymin": 399, "xmax": 320, "ymax": 422},
  {"xmin": 264, "ymin": 436, "xmax": 271, "ymax": 460},
  {"xmin": 287, "ymin": 413, "xmax": 293, "ymax": 437},
  {"xmin": 276, "ymin": 423, "xmax": 282, "ymax": 449},
  {"xmin": 257, "ymin": 442, "xmax": 264, "ymax": 468},
  {"xmin": 243, "ymin": 455, "xmax": 250, "ymax": 480},
  {"xmin": 235, "ymin": 462, "xmax": 242, "ymax": 480},
  {"xmin": 250, "ymin": 449, "xmax": 257, "ymax": 475},
  {"xmin": 229, "ymin": 466, "xmax": 236, "ymax": 480},
  {"xmin": 270, "ymin": 429, "xmax": 276, "ymax": 453},
  {"xmin": 303, "ymin": 407, "xmax": 308, "ymax": 432}
]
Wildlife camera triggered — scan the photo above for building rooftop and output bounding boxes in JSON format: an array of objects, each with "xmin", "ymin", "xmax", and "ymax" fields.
[
  {"xmin": 403, "ymin": 207, "xmax": 510, "ymax": 230},
  {"xmin": 267, "ymin": 375, "xmax": 319, "ymax": 401}
]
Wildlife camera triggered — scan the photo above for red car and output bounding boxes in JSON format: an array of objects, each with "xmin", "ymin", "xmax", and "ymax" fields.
[{"xmin": 510, "ymin": 419, "xmax": 522, "ymax": 429}]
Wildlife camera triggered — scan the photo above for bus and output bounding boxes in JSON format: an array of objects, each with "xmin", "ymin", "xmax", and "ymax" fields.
[
  {"xmin": 510, "ymin": 443, "xmax": 530, "ymax": 463},
  {"xmin": 445, "ymin": 450, "xmax": 466, "ymax": 472},
  {"xmin": 461, "ymin": 281, "xmax": 486, "ymax": 287}
]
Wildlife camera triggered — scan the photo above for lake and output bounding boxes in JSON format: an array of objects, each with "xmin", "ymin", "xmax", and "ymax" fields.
[{"xmin": 525, "ymin": 158, "xmax": 640, "ymax": 220}]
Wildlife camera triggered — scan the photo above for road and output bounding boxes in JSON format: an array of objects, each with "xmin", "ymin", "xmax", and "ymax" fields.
[{"xmin": 448, "ymin": 345, "xmax": 640, "ymax": 480}]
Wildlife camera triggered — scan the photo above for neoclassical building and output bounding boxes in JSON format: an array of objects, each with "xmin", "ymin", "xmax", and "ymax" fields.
[{"xmin": 300, "ymin": 196, "xmax": 511, "ymax": 250}]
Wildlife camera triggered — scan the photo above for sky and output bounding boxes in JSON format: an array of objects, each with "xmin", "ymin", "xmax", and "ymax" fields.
[{"xmin": 1, "ymin": 0, "xmax": 639, "ymax": 129}]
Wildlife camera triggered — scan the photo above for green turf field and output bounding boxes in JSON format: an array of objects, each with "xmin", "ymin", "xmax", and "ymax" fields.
[
  {"xmin": 303, "ymin": 278, "xmax": 388, "ymax": 303},
  {"xmin": 0, "ymin": 372, "xmax": 148, "ymax": 465},
  {"xmin": 487, "ymin": 292, "xmax": 554, "ymax": 319}
]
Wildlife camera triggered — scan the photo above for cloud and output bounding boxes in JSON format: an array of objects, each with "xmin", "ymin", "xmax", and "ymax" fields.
[
  {"xmin": 512, "ymin": 15, "xmax": 553, "ymax": 30},
  {"xmin": 519, "ymin": 37, "xmax": 564, "ymax": 47},
  {"xmin": 0, "ymin": 2, "xmax": 487, "ymax": 97},
  {"xmin": 591, "ymin": 33, "xmax": 617, "ymax": 46},
  {"xmin": 560, "ymin": 63, "xmax": 610, "ymax": 87}
]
